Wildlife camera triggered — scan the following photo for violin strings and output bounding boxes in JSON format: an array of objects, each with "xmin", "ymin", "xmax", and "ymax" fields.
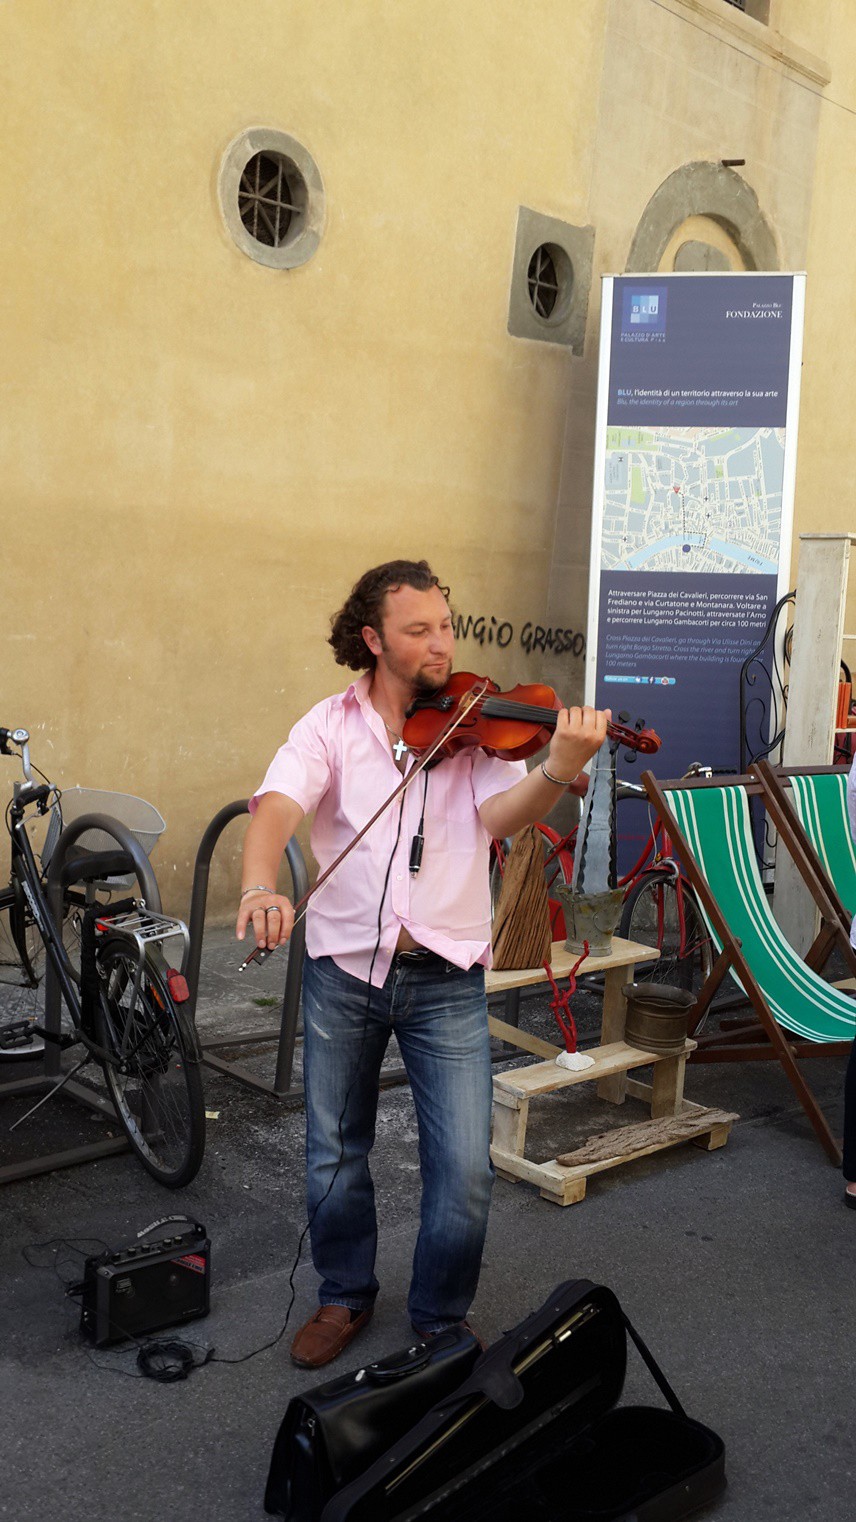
[{"xmin": 443, "ymin": 692, "xmax": 654, "ymax": 750}]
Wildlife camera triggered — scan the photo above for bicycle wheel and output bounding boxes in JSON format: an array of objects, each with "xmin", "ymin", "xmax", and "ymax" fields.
[
  {"xmin": 619, "ymin": 871, "xmax": 713, "ymax": 993},
  {"xmin": 0, "ymin": 884, "xmax": 85, "ymax": 1055},
  {"xmin": 489, "ymin": 838, "xmax": 508, "ymax": 923},
  {"xmin": 537, "ymin": 825, "xmax": 575, "ymax": 940},
  {"xmin": 95, "ymin": 936, "xmax": 205, "ymax": 1187},
  {"xmin": 6, "ymin": 880, "xmax": 84, "ymax": 988}
]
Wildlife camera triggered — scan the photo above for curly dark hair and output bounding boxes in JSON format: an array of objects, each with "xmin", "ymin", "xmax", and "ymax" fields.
[{"xmin": 328, "ymin": 560, "xmax": 449, "ymax": 671}]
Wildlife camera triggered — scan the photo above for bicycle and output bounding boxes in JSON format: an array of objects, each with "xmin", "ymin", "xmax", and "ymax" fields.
[
  {"xmin": 615, "ymin": 769, "xmax": 715, "ymax": 996},
  {"xmin": 0, "ymin": 725, "xmax": 205, "ymax": 1187}
]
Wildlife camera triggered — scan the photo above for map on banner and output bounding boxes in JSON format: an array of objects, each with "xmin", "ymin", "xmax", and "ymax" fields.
[{"xmin": 601, "ymin": 425, "xmax": 785, "ymax": 576}]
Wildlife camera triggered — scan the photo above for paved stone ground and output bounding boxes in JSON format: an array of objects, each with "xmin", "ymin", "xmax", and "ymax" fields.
[{"xmin": 1, "ymin": 925, "xmax": 854, "ymax": 1521}]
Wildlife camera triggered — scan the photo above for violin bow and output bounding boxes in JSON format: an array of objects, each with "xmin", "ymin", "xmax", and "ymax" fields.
[{"xmin": 238, "ymin": 679, "xmax": 490, "ymax": 970}]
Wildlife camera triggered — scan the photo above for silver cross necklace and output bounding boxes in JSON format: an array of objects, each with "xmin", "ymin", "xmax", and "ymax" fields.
[{"xmin": 382, "ymin": 720, "xmax": 410, "ymax": 763}]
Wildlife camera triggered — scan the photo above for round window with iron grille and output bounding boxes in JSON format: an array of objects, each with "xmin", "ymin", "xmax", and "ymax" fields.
[
  {"xmin": 238, "ymin": 152, "xmax": 307, "ymax": 248},
  {"xmin": 219, "ymin": 129, "xmax": 325, "ymax": 270},
  {"xmin": 526, "ymin": 243, "xmax": 573, "ymax": 324}
]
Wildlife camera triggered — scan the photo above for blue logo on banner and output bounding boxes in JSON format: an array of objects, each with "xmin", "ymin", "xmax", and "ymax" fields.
[{"xmin": 622, "ymin": 287, "xmax": 668, "ymax": 335}]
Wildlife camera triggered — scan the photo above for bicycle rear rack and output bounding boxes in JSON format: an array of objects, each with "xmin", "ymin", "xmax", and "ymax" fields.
[{"xmin": 95, "ymin": 907, "xmax": 190, "ymax": 967}]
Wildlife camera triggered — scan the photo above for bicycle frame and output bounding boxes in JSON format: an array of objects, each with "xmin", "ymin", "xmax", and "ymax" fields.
[{"xmin": 7, "ymin": 795, "xmax": 85, "ymax": 1027}]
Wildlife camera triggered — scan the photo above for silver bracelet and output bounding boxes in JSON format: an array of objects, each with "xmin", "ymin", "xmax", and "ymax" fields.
[
  {"xmin": 540, "ymin": 760, "xmax": 575, "ymax": 787},
  {"xmin": 240, "ymin": 884, "xmax": 274, "ymax": 899}
]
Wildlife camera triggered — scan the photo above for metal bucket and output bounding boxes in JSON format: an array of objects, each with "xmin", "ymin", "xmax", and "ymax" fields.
[
  {"xmin": 622, "ymin": 981, "xmax": 695, "ymax": 1055},
  {"xmin": 557, "ymin": 885, "xmax": 625, "ymax": 957}
]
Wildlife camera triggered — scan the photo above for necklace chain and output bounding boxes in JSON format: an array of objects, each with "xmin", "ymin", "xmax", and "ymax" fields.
[{"xmin": 381, "ymin": 717, "xmax": 410, "ymax": 761}]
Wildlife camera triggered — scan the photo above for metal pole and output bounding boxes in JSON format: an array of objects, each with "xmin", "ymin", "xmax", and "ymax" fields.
[{"xmin": 185, "ymin": 800, "xmax": 309, "ymax": 1099}]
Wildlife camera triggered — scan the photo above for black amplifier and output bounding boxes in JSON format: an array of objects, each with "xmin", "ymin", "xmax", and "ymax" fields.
[{"xmin": 78, "ymin": 1217, "xmax": 210, "ymax": 1347}]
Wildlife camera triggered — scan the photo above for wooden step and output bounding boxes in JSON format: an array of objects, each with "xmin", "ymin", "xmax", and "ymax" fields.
[{"xmin": 493, "ymin": 1038, "xmax": 696, "ymax": 1099}]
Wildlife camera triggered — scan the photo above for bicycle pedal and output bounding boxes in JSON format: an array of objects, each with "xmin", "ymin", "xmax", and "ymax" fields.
[
  {"xmin": 33, "ymin": 1024, "xmax": 78, "ymax": 1050},
  {"xmin": 0, "ymin": 1019, "xmax": 41, "ymax": 1052}
]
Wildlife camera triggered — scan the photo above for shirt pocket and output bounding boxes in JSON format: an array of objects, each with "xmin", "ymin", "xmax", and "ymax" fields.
[{"xmin": 424, "ymin": 755, "xmax": 477, "ymax": 825}]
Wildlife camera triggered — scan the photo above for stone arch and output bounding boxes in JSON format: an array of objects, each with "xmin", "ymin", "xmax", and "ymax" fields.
[{"xmin": 626, "ymin": 162, "xmax": 779, "ymax": 273}]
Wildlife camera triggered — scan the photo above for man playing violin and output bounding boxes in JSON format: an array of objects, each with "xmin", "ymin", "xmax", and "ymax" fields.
[{"xmin": 237, "ymin": 559, "xmax": 609, "ymax": 1368}]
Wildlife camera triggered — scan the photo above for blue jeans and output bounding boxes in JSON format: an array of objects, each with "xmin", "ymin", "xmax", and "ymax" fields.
[{"xmin": 301, "ymin": 951, "xmax": 494, "ymax": 1333}]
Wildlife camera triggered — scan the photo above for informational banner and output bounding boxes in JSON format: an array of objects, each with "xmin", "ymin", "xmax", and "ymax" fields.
[{"xmin": 586, "ymin": 273, "xmax": 804, "ymax": 786}]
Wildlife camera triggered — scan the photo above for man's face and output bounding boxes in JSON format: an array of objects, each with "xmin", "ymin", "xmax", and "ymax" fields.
[{"xmin": 366, "ymin": 584, "xmax": 455, "ymax": 693}]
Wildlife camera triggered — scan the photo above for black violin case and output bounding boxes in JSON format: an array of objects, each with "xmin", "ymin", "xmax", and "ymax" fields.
[
  {"xmin": 320, "ymin": 1279, "xmax": 726, "ymax": 1522},
  {"xmin": 265, "ymin": 1323, "xmax": 482, "ymax": 1519}
]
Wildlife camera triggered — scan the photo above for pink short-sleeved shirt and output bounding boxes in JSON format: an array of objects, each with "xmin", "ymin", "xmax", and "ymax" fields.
[{"xmin": 250, "ymin": 673, "xmax": 526, "ymax": 987}]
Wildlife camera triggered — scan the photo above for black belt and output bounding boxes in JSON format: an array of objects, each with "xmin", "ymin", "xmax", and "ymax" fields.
[{"xmin": 390, "ymin": 947, "xmax": 448, "ymax": 972}]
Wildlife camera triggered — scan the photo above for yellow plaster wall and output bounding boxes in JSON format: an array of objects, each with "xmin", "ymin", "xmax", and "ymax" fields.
[
  {"xmin": 791, "ymin": 0, "xmax": 856, "ymax": 635},
  {"xmin": 3, "ymin": 0, "xmax": 855, "ymax": 918},
  {"xmin": 0, "ymin": 0, "xmax": 607, "ymax": 912}
]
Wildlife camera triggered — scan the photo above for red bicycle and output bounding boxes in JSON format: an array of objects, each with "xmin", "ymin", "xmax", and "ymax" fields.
[{"xmin": 490, "ymin": 766, "xmax": 714, "ymax": 993}]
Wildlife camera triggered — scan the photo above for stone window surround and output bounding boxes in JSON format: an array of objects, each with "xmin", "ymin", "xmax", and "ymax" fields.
[
  {"xmin": 626, "ymin": 162, "xmax": 779, "ymax": 273},
  {"xmin": 219, "ymin": 127, "xmax": 325, "ymax": 270},
  {"xmin": 660, "ymin": 0, "xmax": 830, "ymax": 90},
  {"xmin": 508, "ymin": 208, "xmax": 595, "ymax": 353}
]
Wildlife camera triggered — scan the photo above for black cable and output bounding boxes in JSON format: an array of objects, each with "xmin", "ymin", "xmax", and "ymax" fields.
[
  {"xmin": 136, "ymin": 1340, "xmax": 215, "ymax": 1382},
  {"xmin": 409, "ymin": 770, "xmax": 429, "ymax": 876},
  {"xmin": 22, "ymin": 1235, "xmax": 109, "ymax": 1288}
]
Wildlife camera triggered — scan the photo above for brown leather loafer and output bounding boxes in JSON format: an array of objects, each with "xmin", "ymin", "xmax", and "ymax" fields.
[{"xmin": 290, "ymin": 1304, "xmax": 373, "ymax": 1369}]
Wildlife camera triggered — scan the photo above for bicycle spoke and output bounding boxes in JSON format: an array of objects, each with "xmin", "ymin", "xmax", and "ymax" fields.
[{"xmin": 620, "ymin": 872, "xmax": 713, "ymax": 995}]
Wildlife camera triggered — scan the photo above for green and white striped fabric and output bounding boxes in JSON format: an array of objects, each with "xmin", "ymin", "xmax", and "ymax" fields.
[
  {"xmin": 665, "ymin": 784, "xmax": 856, "ymax": 1044},
  {"xmin": 788, "ymin": 771, "xmax": 856, "ymax": 919}
]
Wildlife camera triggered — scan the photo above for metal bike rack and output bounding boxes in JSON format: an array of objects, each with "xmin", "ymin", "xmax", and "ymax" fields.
[
  {"xmin": 185, "ymin": 800, "xmax": 533, "ymax": 1102},
  {"xmin": 1, "ymin": 814, "xmax": 162, "ymax": 1186},
  {"xmin": 185, "ymin": 800, "xmax": 310, "ymax": 1100}
]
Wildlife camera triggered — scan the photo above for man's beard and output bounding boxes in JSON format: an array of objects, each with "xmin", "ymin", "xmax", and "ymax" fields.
[
  {"xmin": 379, "ymin": 644, "xmax": 451, "ymax": 696},
  {"xmin": 413, "ymin": 661, "xmax": 451, "ymax": 697}
]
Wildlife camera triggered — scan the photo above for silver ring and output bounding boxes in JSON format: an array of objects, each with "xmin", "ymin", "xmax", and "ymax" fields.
[{"xmin": 264, "ymin": 905, "xmax": 279, "ymax": 914}]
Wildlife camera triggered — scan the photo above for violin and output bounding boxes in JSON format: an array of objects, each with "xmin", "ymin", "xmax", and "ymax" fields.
[{"xmin": 403, "ymin": 672, "xmax": 660, "ymax": 763}]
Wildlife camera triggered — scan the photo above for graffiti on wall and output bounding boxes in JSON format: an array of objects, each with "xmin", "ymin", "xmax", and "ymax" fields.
[{"xmin": 452, "ymin": 613, "xmax": 586, "ymax": 659}]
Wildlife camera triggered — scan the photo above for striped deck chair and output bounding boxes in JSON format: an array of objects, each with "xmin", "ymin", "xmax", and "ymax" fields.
[
  {"xmin": 753, "ymin": 761, "xmax": 856, "ymax": 941},
  {"xmin": 641, "ymin": 771, "xmax": 856, "ymax": 1163}
]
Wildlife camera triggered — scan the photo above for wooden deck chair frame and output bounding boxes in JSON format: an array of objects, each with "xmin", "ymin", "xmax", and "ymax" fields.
[
  {"xmin": 752, "ymin": 760, "xmax": 854, "ymax": 944},
  {"xmin": 641, "ymin": 769, "xmax": 856, "ymax": 1164}
]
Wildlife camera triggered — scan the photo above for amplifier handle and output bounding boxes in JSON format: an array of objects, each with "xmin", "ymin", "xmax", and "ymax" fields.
[{"xmin": 136, "ymin": 1215, "xmax": 204, "ymax": 1239}]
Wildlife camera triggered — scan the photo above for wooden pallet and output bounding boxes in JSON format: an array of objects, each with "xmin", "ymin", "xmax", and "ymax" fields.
[{"xmin": 491, "ymin": 1040, "xmax": 736, "ymax": 1206}]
